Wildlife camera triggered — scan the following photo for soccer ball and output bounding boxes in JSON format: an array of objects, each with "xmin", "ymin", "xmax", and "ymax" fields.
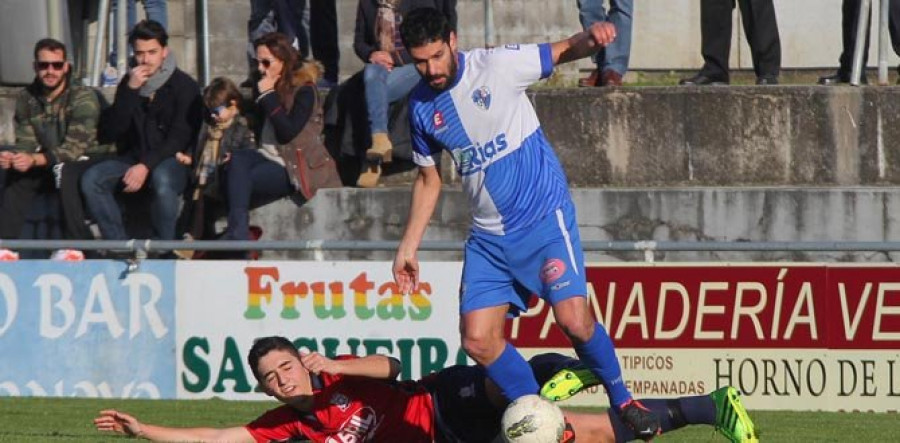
[{"xmin": 500, "ymin": 394, "xmax": 566, "ymax": 443}]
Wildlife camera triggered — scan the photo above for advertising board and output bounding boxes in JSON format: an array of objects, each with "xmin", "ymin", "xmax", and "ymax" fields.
[
  {"xmin": 0, "ymin": 261, "xmax": 175, "ymax": 398},
  {"xmin": 175, "ymin": 261, "xmax": 467, "ymax": 400},
  {"xmin": 511, "ymin": 264, "xmax": 900, "ymax": 411}
]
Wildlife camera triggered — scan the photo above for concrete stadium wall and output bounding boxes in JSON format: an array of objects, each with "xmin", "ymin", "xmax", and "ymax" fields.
[
  {"xmin": 252, "ymin": 186, "xmax": 900, "ymax": 263},
  {"xmin": 3, "ymin": 84, "xmax": 900, "ymax": 264},
  {"xmin": 4, "ymin": 85, "xmax": 898, "ymax": 186}
]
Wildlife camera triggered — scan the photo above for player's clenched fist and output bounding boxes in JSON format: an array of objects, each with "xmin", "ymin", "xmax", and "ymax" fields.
[{"xmin": 300, "ymin": 351, "xmax": 340, "ymax": 375}]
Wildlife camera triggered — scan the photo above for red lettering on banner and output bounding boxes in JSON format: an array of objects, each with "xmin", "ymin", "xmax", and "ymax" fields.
[{"xmin": 506, "ymin": 265, "xmax": 900, "ymax": 350}]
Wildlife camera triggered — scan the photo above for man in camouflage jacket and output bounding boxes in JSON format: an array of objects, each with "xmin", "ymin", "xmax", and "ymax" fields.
[{"xmin": 0, "ymin": 38, "xmax": 114, "ymax": 241}]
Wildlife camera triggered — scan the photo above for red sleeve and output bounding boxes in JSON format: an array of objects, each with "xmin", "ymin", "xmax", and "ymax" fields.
[{"xmin": 245, "ymin": 405, "xmax": 307, "ymax": 443}]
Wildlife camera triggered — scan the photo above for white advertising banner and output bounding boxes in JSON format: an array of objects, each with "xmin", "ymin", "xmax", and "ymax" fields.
[
  {"xmin": 175, "ymin": 261, "xmax": 467, "ymax": 400},
  {"xmin": 174, "ymin": 261, "xmax": 900, "ymax": 411}
]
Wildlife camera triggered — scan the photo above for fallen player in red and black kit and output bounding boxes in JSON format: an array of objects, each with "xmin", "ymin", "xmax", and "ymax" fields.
[{"xmin": 94, "ymin": 335, "xmax": 758, "ymax": 442}]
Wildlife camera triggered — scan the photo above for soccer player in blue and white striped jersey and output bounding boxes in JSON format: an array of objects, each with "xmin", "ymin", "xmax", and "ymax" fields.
[{"xmin": 391, "ymin": 8, "xmax": 661, "ymax": 439}]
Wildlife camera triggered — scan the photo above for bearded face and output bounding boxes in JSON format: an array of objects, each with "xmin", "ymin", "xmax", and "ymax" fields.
[{"xmin": 34, "ymin": 48, "xmax": 68, "ymax": 91}]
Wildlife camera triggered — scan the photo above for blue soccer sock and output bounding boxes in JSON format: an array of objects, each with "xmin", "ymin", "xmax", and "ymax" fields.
[
  {"xmin": 573, "ymin": 323, "xmax": 631, "ymax": 408},
  {"xmin": 484, "ymin": 343, "xmax": 540, "ymax": 402}
]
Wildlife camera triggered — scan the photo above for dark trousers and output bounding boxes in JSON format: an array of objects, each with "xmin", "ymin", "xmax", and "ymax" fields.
[
  {"xmin": 310, "ymin": 0, "xmax": 340, "ymax": 83},
  {"xmin": 837, "ymin": 0, "xmax": 900, "ymax": 75},
  {"xmin": 223, "ymin": 150, "xmax": 293, "ymax": 241},
  {"xmin": 248, "ymin": 0, "xmax": 339, "ymax": 83},
  {"xmin": 698, "ymin": 0, "xmax": 781, "ymax": 80},
  {"xmin": 58, "ymin": 158, "xmax": 111, "ymax": 240},
  {"xmin": 0, "ymin": 168, "xmax": 55, "ymax": 239}
]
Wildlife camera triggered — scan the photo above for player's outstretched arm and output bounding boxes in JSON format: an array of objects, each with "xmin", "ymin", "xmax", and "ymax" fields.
[
  {"xmin": 301, "ymin": 352, "xmax": 402, "ymax": 380},
  {"xmin": 93, "ymin": 409, "xmax": 254, "ymax": 442},
  {"xmin": 552, "ymin": 21, "xmax": 617, "ymax": 66},
  {"xmin": 393, "ymin": 165, "xmax": 442, "ymax": 294}
]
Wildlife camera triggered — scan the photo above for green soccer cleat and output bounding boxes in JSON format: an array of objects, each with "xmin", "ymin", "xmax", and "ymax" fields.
[
  {"xmin": 539, "ymin": 367, "xmax": 600, "ymax": 402},
  {"xmin": 710, "ymin": 386, "xmax": 759, "ymax": 443}
]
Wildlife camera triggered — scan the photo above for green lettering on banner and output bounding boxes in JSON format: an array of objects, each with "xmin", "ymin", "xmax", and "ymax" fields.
[
  {"xmin": 346, "ymin": 338, "xmax": 361, "ymax": 355},
  {"xmin": 321, "ymin": 337, "xmax": 341, "ymax": 357},
  {"xmin": 294, "ymin": 338, "xmax": 318, "ymax": 353},
  {"xmin": 182, "ymin": 337, "xmax": 210, "ymax": 393},
  {"xmin": 396, "ymin": 339, "xmax": 415, "ymax": 380},
  {"xmin": 213, "ymin": 337, "xmax": 252, "ymax": 393},
  {"xmin": 418, "ymin": 339, "xmax": 448, "ymax": 375}
]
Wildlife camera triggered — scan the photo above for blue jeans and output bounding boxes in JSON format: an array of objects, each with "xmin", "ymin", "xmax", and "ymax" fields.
[
  {"xmin": 80, "ymin": 157, "xmax": 188, "ymax": 240},
  {"xmin": 363, "ymin": 63, "xmax": 421, "ymax": 134},
  {"xmin": 223, "ymin": 150, "xmax": 293, "ymax": 241},
  {"xmin": 577, "ymin": 0, "xmax": 633, "ymax": 75}
]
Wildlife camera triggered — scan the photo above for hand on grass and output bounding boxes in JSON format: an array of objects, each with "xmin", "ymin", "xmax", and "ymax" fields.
[{"xmin": 94, "ymin": 409, "xmax": 143, "ymax": 437}]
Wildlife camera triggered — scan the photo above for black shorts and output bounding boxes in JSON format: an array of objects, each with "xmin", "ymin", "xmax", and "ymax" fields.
[{"xmin": 423, "ymin": 365, "xmax": 504, "ymax": 443}]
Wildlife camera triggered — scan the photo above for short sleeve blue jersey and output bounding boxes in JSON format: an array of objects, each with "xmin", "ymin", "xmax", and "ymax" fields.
[{"xmin": 408, "ymin": 43, "xmax": 572, "ymax": 236}]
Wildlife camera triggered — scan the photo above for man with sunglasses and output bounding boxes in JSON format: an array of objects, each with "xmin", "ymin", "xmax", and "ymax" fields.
[
  {"xmin": 0, "ymin": 38, "xmax": 115, "ymax": 255},
  {"xmin": 81, "ymin": 20, "xmax": 202, "ymax": 247}
]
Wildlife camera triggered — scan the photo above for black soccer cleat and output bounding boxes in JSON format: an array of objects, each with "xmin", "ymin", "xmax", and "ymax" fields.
[{"xmin": 619, "ymin": 399, "xmax": 662, "ymax": 441}]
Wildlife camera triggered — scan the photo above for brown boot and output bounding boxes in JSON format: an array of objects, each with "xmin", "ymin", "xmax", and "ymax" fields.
[
  {"xmin": 578, "ymin": 69, "xmax": 601, "ymax": 87},
  {"xmin": 366, "ymin": 133, "xmax": 393, "ymax": 163},
  {"xmin": 600, "ymin": 70, "xmax": 624, "ymax": 86},
  {"xmin": 356, "ymin": 161, "xmax": 382, "ymax": 188}
]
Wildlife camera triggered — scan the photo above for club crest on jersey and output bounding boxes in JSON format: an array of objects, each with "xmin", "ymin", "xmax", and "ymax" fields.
[
  {"xmin": 540, "ymin": 258, "xmax": 566, "ymax": 283},
  {"xmin": 433, "ymin": 110, "xmax": 445, "ymax": 128},
  {"xmin": 471, "ymin": 86, "xmax": 491, "ymax": 110},
  {"xmin": 331, "ymin": 393, "xmax": 351, "ymax": 412}
]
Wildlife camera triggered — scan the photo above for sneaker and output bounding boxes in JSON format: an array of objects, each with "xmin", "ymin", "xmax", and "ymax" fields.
[
  {"xmin": 366, "ymin": 133, "xmax": 393, "ymax": 163},
  {"xmin": 173, "ymin": 233, "xmax": 196, "ymax": 260},
  {"xmin": 50, "ymin": 249, "xmax": 85, "ymax": 261},
  {"xmin": 619, "ymin": 399, "xmax": 661, "ymax": 441},
  {"xmin": 0, "ymin": 249, "xmax": 19, "ymax": 261},
  {"xmin": 540, "ymin": 367, "xmax": 599, "ymax": 402},
  {"xmin": 710, "ymin": 386, "xmax": 759, "ymax": 443}
]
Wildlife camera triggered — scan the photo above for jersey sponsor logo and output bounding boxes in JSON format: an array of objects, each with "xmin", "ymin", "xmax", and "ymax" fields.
[
  {"xmin": 471, "ymin": 86, "xmax": 492, "ymax": 111},
  {"xmin": 505, "ymin": 44, "xmax": 521, "ymax": 50},
  {"xmin": 327, "ymin": 406, "xmax": 380, "ymax": 443},
  {"xmin": 455, "ymin": 133, "xmax": 509, "ymax": 175},
  {"xmin": 433, "ymin": 110, "xmax": 445, "ymax": 128},
  {"xmin": 540, "ymin": 258, "xmax": 566, "ymax": 283}
]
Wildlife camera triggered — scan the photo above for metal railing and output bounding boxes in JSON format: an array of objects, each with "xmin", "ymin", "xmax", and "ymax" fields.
[{"xmin": 4, "ymin": 239, "xmax": 900, "ymax": 258}]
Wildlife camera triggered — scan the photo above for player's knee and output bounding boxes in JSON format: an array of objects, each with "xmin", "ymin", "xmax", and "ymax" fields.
[
  {"xmin": 462, "ymin": 335, "xmax": 502, "ymax": 363},
  {"xmin": 557, "ymin": 316, "xmax": 595, "ymax": 343}
]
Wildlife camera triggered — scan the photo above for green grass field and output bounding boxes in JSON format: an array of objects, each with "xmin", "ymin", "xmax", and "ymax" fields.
[{"xmin": 1, "ymin": 397, "xmax": 896, "ymax": 442}]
